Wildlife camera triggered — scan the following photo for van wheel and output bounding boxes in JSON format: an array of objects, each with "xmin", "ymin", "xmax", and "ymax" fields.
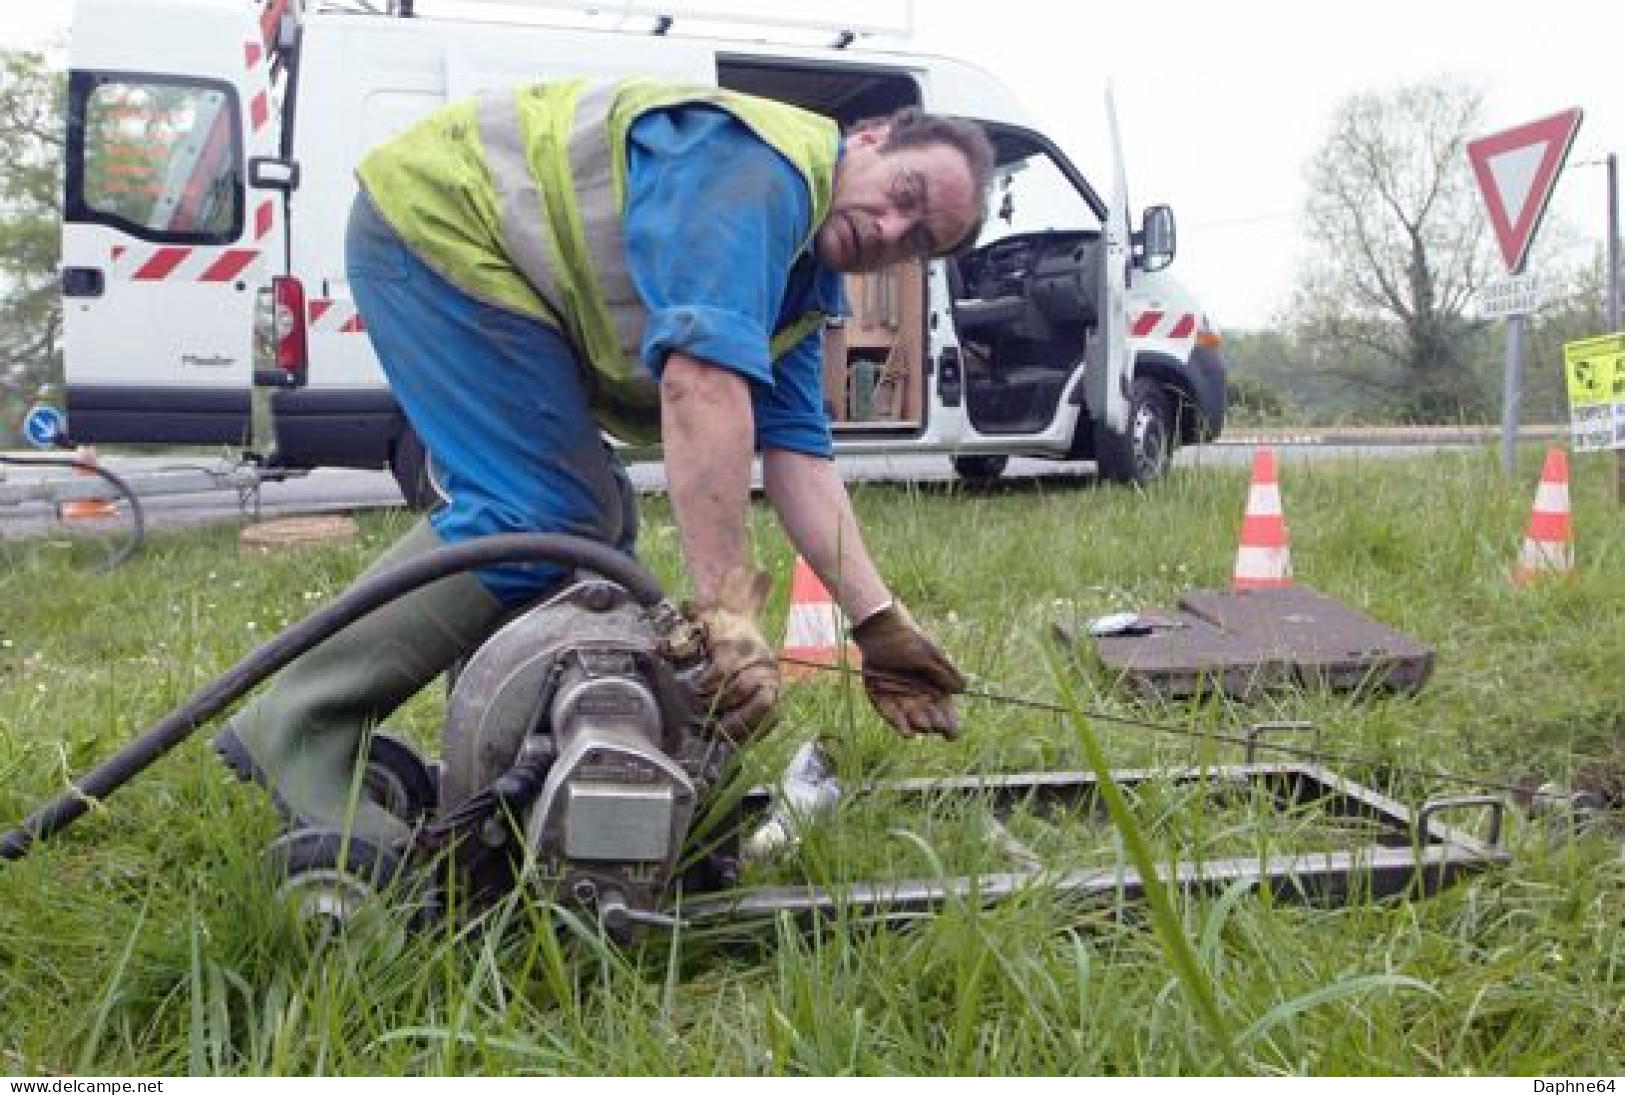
[
  {"xmin": 951, "ymin": 454, "xmax": 1009, "ymax": 482},
  {"xmin": 389, "ymin": 426, "xmax": 445, "ymax": 512},
  {"xmin": 1094, "ymin": 378, "xmax": 1172, "ymax": 487}
]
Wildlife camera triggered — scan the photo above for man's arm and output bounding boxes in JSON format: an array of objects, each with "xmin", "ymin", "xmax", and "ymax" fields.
[
  {"xmin": 764, "ymin": 445, "xmax": 967, "ymax": 738},
  {"xmin": 761, "ymin": 447, "xmax": 891, "ymax": 624},
  {"xmin": 661, "ymin": 351, "xmax": 757, "ymax": 603}
]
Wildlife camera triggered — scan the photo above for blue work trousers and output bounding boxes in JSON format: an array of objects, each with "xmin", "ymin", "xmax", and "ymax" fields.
[{"xmin": 345, "ymin": 192, "xmax": 639, "ymax": 606}]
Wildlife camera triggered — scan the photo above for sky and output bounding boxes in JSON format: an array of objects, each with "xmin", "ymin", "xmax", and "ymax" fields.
[{"xmin": 3, "ymin": 0, "xmax": 1619, "ymax": 330}]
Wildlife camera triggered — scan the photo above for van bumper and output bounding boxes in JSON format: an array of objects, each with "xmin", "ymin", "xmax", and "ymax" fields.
[
  {"xmin": 268, "ymin": 387, "xmax": 401, "ymax": 469},
  {"xmin": 65, "ymin": 385, "xmax": 252, "ymax": 446}
]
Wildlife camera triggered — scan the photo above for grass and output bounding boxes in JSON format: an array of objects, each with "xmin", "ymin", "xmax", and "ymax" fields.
[{"xmin": 1, "ymin": 444, "xmax": 1623, "ymax": 1075}]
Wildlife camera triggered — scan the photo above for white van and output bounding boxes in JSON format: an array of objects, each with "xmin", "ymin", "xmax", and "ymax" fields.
[{"xmin": 60, "ymin": 0, "xmax": 1226, "ymax": 504}]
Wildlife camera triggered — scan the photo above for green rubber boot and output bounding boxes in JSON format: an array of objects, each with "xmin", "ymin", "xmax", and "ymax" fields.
[{"xmin": 214, "ymin": 520, "xmax": 503, "ymax": 848}]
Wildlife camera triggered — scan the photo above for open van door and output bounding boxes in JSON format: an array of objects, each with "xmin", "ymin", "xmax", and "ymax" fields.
[
  {"xmin": 60, "ymin": 0, "xmax": 280, "ymax": 445},
  {"xmin": 1085, "ymin": 86, "xmax": 1132, "ymax": 434}
]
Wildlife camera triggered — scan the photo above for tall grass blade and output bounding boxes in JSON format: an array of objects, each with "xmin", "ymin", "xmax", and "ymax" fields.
[
  {"xmin": 76, "ymin": 901, "xmax": 147, "ymax": 1075},
  {"xmin": 1047, "ymin": 649, "xmax": 1243, "ymax": 1072}
]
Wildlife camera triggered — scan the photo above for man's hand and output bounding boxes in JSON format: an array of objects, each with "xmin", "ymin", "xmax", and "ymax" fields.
[
  {"xmin": 852, "ymin": 602, "xmax": 968, "ymax": 738},
  {"xmin": 686, "ymin": 567, "xmax": 781, "ymax": 742}
]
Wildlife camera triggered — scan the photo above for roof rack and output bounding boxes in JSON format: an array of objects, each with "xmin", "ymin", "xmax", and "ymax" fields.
[{"xmin": 320, "ymin": 0, "xmax": 915, "ymax": 45}]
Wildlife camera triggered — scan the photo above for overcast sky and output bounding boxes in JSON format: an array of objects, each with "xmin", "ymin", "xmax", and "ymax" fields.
[{"xmin": 4, "ymin": 0, "xmax": 1619, "ymax": 330}]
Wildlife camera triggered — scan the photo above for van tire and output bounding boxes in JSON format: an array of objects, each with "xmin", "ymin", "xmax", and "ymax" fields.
[
  {"xmin": 951, "ymin": 454, "xmax": 1009, "ymax": 482},
  {"xmin": 389, "ymin": 426, "xmax": 444, "ymax": 512},
  {"xmin": 1094, "ymin": 377, "xmax": 1172, "ymax": 487}
]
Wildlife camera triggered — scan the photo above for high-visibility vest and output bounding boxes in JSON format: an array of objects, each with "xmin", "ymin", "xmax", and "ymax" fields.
[{"xmin": 358, "ymin": 78, "xmax": 839, "ymax": 441}]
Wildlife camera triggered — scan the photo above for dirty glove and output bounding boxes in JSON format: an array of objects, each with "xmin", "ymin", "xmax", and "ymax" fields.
[
  {"xmin": 852, "ymin": 602, "xmax": 968, "ymax": 739},
  {"xmin": 686, "ymin": 567, "xmax": 781, "ymax": 742}
]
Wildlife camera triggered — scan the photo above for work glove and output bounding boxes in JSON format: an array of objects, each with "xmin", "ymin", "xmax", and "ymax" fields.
[
  {"xmin": 686, "ymin": 567, "xmax": 781, "ymax": 742},
  {"xmin": 852, "ymin": 602, "xmax": 968, "ymax": 739}
]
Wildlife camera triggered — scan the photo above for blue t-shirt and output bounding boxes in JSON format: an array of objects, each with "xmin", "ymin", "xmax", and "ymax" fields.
[{"xmin": 623, "ymin": 106, "xmax": 845, "ymax": 459}]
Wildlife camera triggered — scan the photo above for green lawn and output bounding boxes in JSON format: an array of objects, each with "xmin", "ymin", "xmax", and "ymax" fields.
[{"xmin": 1, "ymin": 446, "xmax": 1621, "ymax": 1075}]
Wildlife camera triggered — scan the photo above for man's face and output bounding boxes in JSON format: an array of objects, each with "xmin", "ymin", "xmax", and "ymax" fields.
[{"xmin": 815, "ymin": 126, "xmax": 981, "ymax": 273}]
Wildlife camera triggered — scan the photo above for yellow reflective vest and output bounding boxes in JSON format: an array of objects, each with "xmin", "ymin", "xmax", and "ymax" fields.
[{"xmin": 357, "ymin": 79, "xmax": 839, "ymax": 440}]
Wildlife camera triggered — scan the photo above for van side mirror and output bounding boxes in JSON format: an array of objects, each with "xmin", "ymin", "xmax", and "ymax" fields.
[
  {"xmin": 1137, "ymin": 204, "xmax": 1175, "ymax": 272},
  {"xmin": 249, "ymin": 156, "xmax": 301, "ymax": 192}
]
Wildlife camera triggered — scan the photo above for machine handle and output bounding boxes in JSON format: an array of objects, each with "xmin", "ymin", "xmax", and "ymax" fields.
[{"xmin": 1417, "ymin": 795, "xmax": 1505, "ymax": 848}]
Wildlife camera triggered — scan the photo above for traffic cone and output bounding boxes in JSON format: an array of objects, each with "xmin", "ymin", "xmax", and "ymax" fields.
[
  {"xmin": 779, "ymin": 555, "xmax": 860, "ymax": 681},
  {"xmin": 60, "ymin": 445, "xmax": 118, "ymax": 521},
  {"xmin": 1232, "ymin": 447, "xmax": 1292, "ymax": 590},
  {"xmin": 1513, "ymin": 447, "xmax": 1573, "ymax": 584}
]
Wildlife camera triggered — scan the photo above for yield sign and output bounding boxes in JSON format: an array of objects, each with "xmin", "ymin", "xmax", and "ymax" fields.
[{"xmin": 1467, "ymin": 107, "xmax": 1583, "ymax": 273}]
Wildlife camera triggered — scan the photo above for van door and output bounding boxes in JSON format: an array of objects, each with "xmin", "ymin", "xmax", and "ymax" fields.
[
  {"xmin": 949, "ymin": 127, "xmax": 1108, "ymax": 446},
  {"xmin": 61, "ymin": 0, "xmax": 277, "ymax": 445},
  {"xmin": 1085, "ymin": 88, "xmax": 1132, "ymax": 433}
]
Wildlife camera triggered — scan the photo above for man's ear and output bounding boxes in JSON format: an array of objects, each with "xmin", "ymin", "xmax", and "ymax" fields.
[{"xmin": 848, "ymin": 122, "xmax": 889, "ymax": 149}]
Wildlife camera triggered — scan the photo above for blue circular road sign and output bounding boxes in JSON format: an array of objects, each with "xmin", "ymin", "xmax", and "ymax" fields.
[{"xmin": 22, "ymin": 404, "xmax": 67, "ymax": 450}]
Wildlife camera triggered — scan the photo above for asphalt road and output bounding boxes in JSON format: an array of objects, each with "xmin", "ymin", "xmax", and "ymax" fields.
[{"xmin": 1, "ymin": 432, "xmax": 1521, "ymax": 544}]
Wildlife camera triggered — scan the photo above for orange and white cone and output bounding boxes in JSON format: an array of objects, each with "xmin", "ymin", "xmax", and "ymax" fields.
[
  {"xmin": 779, "ymin": 555, "xmax": 860, "ymax": 681},
  {"xmin": 1232, "ymin": 447, "xmax": 1292, "ymax": 590},
  {"xmin": 1513, "ymin": 447, "xmax": 1573, "ymax": 584},
  {"xmin": 60, "ymin": 445, "xmax": 118, "ymax": 521}
]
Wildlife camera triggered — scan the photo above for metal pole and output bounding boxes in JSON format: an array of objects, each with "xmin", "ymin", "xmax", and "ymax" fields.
[
  {"xmin": 1607, "ymin": 152, "xmax": 1620, "ymax": 331},
  {"xmin": 1501, "ymin": 313, "xmax": 1525, "ymax": 476},
  {"xmin": 1607, "ymin": 154, "xmax": 1623, "ymax": 502}
]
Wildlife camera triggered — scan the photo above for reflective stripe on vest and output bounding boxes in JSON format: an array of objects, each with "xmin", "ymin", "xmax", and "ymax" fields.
[
  {"xmin": 479, "ymin": 82, "xmax": 638, "ymax": 387},
  {"xmin": 478, "ymin": 80, "xmax": 835, "ymax": 400}
]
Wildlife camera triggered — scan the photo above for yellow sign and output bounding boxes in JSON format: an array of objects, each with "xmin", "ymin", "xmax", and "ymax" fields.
[{"xmin": 1563, "ymin": 332, "xmax": 1625, "ymax": 452}]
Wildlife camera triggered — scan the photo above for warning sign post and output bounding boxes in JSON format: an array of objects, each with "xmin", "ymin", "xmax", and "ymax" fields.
[
  {"xmin": 1467, "ymin": 108, "xmax": 1584, "ymax": 474},
  {"xmin": 1563, "ymin": 332, "xmax": 1625, "ymax": 453}
]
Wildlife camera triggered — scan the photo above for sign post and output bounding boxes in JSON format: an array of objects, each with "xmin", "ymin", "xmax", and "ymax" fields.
[{"xmin": 1467, "ymin": 107, "xmax": 1584, "ymax": 474}]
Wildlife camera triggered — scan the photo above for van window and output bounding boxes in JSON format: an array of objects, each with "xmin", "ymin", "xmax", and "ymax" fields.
[
  {"xmin": 65, "ymin": 72, "xmax": 243, "ymax": 244},
  {"xmin": 978, "ymin": 141, "xmax": 1100, "ymax": 248}
]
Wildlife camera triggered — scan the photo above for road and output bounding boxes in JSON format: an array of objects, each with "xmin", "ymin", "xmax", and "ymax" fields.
[{"xmin": 1, "ymin": 432, "xmax": 1519, "ymax": 543}]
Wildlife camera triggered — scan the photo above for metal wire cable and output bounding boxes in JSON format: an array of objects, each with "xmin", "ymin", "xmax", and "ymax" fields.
[
  {"xmin": 0, "ymin": 453, "xmax": 146, "ymax": 570},
  {"xmin": 778, "ymin": 655, "xmax": 1565, "ymax": 800}
]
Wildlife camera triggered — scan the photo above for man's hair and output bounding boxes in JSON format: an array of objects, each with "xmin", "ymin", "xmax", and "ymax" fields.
[{"xmin": 856, "ymin": 107, "xmax": 998, "ymax": 255}]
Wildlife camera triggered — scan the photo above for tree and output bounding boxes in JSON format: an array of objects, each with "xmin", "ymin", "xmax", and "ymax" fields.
[
  {"xmin": 1223, "ymin": 325, "xmax": 1397, "ymax": 426},
  {"xmin": 1293, "ymin": 77, "xmax": 1503, "ymax": 422},
  {"xmin": 0, "ymin": 48, "xmax": 64, "ymax": 445}
]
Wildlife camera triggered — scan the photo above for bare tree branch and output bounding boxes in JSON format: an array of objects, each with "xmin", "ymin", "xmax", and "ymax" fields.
[{"xmin": 1293, "ymin": 76, "xmax": 1503, "ymax": 420}]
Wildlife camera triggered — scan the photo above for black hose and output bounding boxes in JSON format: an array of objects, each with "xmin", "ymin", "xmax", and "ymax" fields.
[
  {"xmin": 0, "ymin": 533, "xmax": 668, "ymax": 861},
  {"xmin": 0, "ymin": 453, "xmax": 146, "ymax": 569}
]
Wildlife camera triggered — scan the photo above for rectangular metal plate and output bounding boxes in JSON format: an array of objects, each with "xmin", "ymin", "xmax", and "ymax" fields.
[
  {"xmin": 563, "ymin": 782, "xmax": 673, "ymax": 862},
  {"xmin": 1091, "ymin": 614, "xmax": 1288, "ymax": 699},
  {"xmin": 1091, "ymin": 585, "xmax": 1434, "ymax": 699},
  {"xmin": 1179, "ymin": 586, "xmax": 1435, "ymax": 694}
]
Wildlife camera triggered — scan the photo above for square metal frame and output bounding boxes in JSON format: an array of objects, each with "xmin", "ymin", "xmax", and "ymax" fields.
[{"xmin": 679, "ymin": 763, "xmax": 1508, "ymax": 927}]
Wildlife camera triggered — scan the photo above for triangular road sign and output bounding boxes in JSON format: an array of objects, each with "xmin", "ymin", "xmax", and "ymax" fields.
[{"xmin": 1467, "ymin": 107, "xmax": 1583, "ymax": 273}]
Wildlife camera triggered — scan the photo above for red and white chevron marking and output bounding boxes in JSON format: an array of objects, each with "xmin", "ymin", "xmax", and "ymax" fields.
[
  {"xmin": 308, "ymin": 299, "xmax": 366, "ymax": 334},
  {"xmin": 244, "ymin": 39, "xmax": 271, "ymax": 136},
  {"xmin": 253, "ymin": 199, "xmax": 274, "ymax": 242},
  {"xmin": 110, "ymin": 243, "xmax": 259, "ymax": 282},
  {"xmin": 1129, "ymin": 310, "xmax": 1198, "ymax": 341},
  {"xmin": 109, "ymin": 198, "xmax": 275, "ymax": 282}
]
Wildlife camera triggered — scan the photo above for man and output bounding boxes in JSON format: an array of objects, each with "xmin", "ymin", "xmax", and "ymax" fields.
[{"xmin": 216, "ymin": 78, "xmax": 997, "ymax": 849}]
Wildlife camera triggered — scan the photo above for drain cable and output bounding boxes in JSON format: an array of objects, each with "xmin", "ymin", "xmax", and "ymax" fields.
[
  {"xmin": 1, "ymin": 452, "xmax": 146, "ymax": 570},
  {"xmin": 780, "ymin": 656, "xmax": 1557, "ymax": 801},
  {"xmin": 0, "ymin": 533, "xmax": 667, "ymax": 862}
]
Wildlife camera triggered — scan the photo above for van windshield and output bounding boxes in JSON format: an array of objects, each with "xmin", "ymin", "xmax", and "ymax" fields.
[
  {"xmin": 65, "ymin": 72, "xmax": 243, "ymax": 244},
  {"xmin": 976, "ymin": 142, "xmax": 1101, "ymax": 248}
]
